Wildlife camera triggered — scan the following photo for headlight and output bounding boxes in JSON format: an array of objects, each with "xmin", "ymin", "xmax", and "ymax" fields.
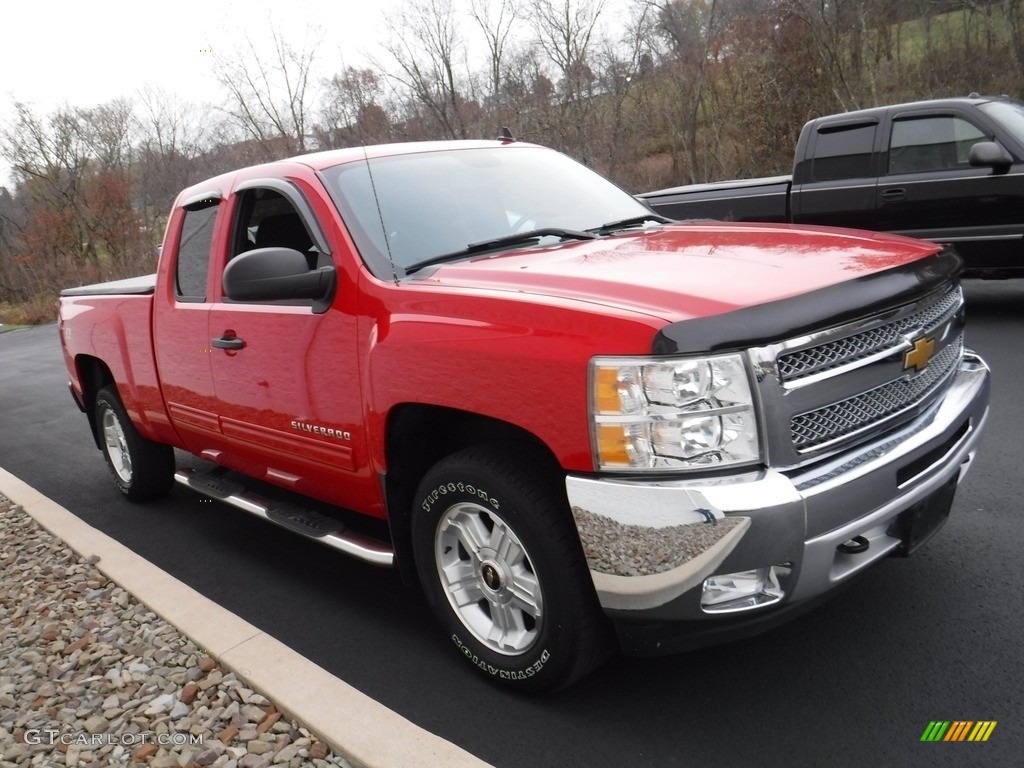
[{"xmin": 590, "ymin": 353, "xmax": 761, "ymax": 471}]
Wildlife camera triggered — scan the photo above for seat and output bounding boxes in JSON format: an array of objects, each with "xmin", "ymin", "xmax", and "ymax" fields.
[
  {"xmin": 254, "ymin": 213, "xmax": 318, "ymax": 268},
  {"xmin": 255, "ymin": 213, "xmax": 313, "ymax": 252}
]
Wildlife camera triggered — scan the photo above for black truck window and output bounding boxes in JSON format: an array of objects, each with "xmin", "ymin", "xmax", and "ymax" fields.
[
  {"xmin": 176, "ymin": 205, "xmax": 218, "ymax": 300},
  {"xmin": 230, "ymin": 188, "xmax": 316, "ymax": 267},
  {"xmin": 811, "ymin": 123, "xmax": 876, "ymax": 182},
  {"xmin": 887, "ymin": 116, "xmax": 987, "ymax": 174}
]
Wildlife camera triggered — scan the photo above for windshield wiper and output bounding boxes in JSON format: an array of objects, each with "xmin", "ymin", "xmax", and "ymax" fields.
[
  {"xmin": 587, "ymin": 213, "xmax": 671, "ymax": 236},
  {"xmin": 404, "ymin": 228, "xmax": 598, "ymax": 275}
]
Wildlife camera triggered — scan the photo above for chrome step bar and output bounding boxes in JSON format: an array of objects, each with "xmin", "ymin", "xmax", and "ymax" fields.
[{"xmin": 174, "ymin": 468, "xmax": 394, "ymax": 567}]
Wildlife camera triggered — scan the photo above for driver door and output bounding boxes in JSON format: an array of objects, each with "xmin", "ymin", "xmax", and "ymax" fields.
[{"xmin": 206, "ymin": 180, "xmax": 367, "ymax": 508}]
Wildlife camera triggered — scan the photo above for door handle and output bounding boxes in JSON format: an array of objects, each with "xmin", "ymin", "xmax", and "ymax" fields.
[
  {"xmin": 211, "ymin": 335, "xmax": 246, "ymax": 350},
  {"xmin": 880, "ymin": 188, "xmax": 907, "ymax": 202}
]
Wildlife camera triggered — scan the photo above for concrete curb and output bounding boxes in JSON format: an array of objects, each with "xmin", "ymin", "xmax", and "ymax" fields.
[{"xmin": 0, "ymin": 466, "xmax": 493, "ymax": 768}]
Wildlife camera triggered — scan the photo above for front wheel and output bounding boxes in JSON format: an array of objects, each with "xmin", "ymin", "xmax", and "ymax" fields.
[
  {"xmin": 412, "ymin": 446, "xmax": 613, "ymax": 691},
  {"xmin": 94, "ymin": 385, "xmax": 175, "ymax": 502}
]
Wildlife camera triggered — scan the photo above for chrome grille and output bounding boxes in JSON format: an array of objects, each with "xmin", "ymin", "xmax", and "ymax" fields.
[
  {"xmin": 778, "ymin": 286, "xmax": 962, "ymax": 381},
  {"xmin": 790, "ymin": 335, "xmax": 963, "ymax": 450}
]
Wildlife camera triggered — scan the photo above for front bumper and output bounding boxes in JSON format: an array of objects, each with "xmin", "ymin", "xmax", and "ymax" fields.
[{"xmin": 565, "ymin": 352, "xmax": 989, "ymax": 654}]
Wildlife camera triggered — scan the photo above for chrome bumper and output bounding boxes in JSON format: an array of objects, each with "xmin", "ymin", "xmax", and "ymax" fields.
[{"xmin": 566, "ymin": 353, "xmax": 990, "ymax": 621}]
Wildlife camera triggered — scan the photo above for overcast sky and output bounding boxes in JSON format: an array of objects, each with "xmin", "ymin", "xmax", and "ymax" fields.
[
  {"xmin": 0, "ymin": 0, "xmax": 400, "ymax": 106},
  {"xmin": 0, "ymin": 0, "xmax": 399, "ymax": 185}
]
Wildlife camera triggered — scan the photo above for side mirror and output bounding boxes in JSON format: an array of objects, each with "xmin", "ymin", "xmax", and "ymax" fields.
[
  {"xmin": 223, "ymin": 247, "xmax": 336, "ymax": 313},
  {"xmin": 968, "ymin": 141, "xmax": 1013, "ymax": 172}
]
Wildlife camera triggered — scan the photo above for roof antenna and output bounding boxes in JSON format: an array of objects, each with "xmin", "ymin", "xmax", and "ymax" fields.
[
  {"xmin": 497, "ymin": 127, "xmax": 515, "ymax": 143},
  {"xmin": 362, "ymin": 145, "xmax": 400, "ymax": 284}
]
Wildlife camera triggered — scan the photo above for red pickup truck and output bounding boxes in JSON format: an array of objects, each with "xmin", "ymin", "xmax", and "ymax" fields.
[{"xmin": 58, "ymin": 139, "xmax": 990, "ymax": 691}]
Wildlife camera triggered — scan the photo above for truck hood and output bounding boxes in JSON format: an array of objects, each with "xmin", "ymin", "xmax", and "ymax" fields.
[{"xmin": 415, "ymin": 222, "xmax": 943, "ymax": 322}]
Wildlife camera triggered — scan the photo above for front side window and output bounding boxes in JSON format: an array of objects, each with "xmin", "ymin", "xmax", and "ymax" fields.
[
  {"xmin": 887, "ymin": 116, "xmax": 987, "ymax": 174},
  {"xmin": 176, "ymin": 205, "xmax": 218, "ymax": 300},
  {"xmin": 230, "ymin": 188, "xmax": 318, "ymax": 267},
  {"xmin": 221, "ymin": 187, "xmax": 326, "ymax": 307}
]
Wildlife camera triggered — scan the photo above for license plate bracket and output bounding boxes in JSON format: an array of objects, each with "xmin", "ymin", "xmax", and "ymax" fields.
[{"xmin": 889, "ymin": 478, "xmax": 958, "ymax": 556}]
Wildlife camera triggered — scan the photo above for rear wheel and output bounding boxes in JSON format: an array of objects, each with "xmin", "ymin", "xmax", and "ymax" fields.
[
  {"xmin": 412, "ymin": 446, "xmax": 613, "ymax": 691},
  {"xmin": 94, "ymin": 385, "xmax": 174, "ymax": 502}
]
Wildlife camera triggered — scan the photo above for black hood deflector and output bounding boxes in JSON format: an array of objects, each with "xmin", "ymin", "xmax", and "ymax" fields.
[{"xmin": 653, "ymin": 248, "xmax": 962, "ymax": 355}]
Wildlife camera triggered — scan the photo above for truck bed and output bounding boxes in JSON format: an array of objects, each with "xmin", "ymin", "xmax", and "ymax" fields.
[
  {"xmin": 640, "ymin": 175, "xmax": 792, "ymax": 223},
  {"xmin": 60, "ymin": 273, "xmax": 156, "ymax": 297},
  {"xmin": 58, "ymin": 282, "xmax": 170, "ymax": 447}
]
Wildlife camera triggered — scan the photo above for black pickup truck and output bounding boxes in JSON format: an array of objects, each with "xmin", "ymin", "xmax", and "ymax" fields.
[{"xmin": 640, "ymin": 95, "xmax": 1024, "ymax": 277}]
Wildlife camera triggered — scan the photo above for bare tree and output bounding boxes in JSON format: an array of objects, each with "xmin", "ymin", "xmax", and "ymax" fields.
[
  {"xmin": 785, "ymin": 0, "xmax": 892, "ymax": 109},
  {"xmin": 470, "ymin": 0, "xmax": 523, "ymax": 106},
  {"xmin": 319, "ymin": 67, "xmax": 396, "ymax": 146},
  {"xmin": 383, "ymin": 0, "xmax": 471, "ymax": 139},
  {"xmin": 1006, "ymin": 0, "xmax": 1024, "ymax": 85},
  {"xmin": 593, "ymin": 4, "xmax": 656, "ymax": 183},
  {"xmin": 216, "ymin": 29, "xmax": 320, "ymax": 159},
  {"xmin": 529, "ymin": 0, "xmax": 608, "ymax": 100},
  {"xmin": 526, "ymin": 0, "xmax": 608, "ymax": 159},
  {"xmin": 639, "ymin": 0, "xmax": 730, "ymax": 182},
  {"xmin": 651, "ymin": 0, "xmax": 723, "ymax": 182},
  {"xmin": 134, "ymin": 86, "xmax": 214, "ymax": 231}
]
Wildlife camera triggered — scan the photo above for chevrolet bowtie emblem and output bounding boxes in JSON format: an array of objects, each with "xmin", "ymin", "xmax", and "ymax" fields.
[{"xmin": 904, "ymin": 336, "xmax": 936, "ymax": 372}]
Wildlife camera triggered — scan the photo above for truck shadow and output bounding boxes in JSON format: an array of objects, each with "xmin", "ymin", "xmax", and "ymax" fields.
[{"xmin": 962, "ymin": 280, "xmax": 1022, "ymax": 322}]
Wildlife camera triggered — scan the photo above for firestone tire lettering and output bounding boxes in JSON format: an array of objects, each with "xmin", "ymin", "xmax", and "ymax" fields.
[
  {"xmin": 452, "ymin": 634, "xmax": 551, "ymax": 679},
  {"xmin": 422, "ymin": 483, "xmax": 497, "ymax": 514}
]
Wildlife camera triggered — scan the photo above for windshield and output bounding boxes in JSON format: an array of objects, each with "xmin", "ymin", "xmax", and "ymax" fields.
[
  {"xmin": 321, "ymin": 145, "xmax": 653, "ymax": 278},
  {"xmin": 977, "ymin": 99, "xmax": 1024, "ymax": 146}
]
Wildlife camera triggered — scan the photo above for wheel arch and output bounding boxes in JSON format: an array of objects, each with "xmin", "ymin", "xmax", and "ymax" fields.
[
  {"xmin": 74, "ymin": 355, "xmax": 116, "ymax": 449},
  {"xmin": 382, "ymin": 403, "xmax": 566, "ymax": 584}
]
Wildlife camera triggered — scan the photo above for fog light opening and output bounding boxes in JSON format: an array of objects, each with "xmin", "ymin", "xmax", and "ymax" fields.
[
  {"xmin": 701, "ymin": 566, "xmax": 785, "ymax": 614},
  {"xmin": 837, "ymin": 535, "xmax": 870, "ymax": 555}
]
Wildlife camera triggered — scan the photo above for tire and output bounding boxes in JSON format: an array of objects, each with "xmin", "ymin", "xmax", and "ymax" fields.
[
  {"xmin": 94, "ymin": 385, "xmax": 175, "ymax": 502},
  {"xmin": 412, "ymin": 446, "xmax": 613, "ymax": 692}
]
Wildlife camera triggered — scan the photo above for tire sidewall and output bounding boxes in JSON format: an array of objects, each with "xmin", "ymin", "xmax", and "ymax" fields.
[
  {"xmin": 95, "ymin": 390, "xmax": 134, "ymax": 497},
  {"xmin": 412, "ymin": 458, "xmax": 580, "ymax": 690},
  {"xmin": 93, "ymin": 386, "xmax": 174, "ymax": 501}
]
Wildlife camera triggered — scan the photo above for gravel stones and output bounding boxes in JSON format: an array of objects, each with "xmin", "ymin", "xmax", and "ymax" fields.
[
  {"xmin": 571, "ymin": 504, "xmax": 745, "ymax": 576},
  {"xmin": 181, "ymin": 682, "xmax": 199, "ymax": 705},
  {"xmin": 0, "ymin": 494, "xmax": 352, "ymax": 768}
]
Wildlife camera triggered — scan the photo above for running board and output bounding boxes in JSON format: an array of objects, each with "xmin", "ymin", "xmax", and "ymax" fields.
[{"xmin": 174, "ymin": 468, "xmax": 394, "ymax": 567}]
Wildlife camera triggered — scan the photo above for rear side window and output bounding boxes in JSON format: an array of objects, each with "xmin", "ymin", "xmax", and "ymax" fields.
[
  {"xmin": 887, "ymin": 115, "xmax": 987, "ymax": 174},
  {"xmin": 811, "ymin": 123, "xmax": 877, "ymax": 182},
  {"xmin": 176, "ymin": 205, "xmax": 218, "ymax": 300}
]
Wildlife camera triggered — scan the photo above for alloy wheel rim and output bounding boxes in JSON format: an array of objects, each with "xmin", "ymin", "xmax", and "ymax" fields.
[
  {"xmin": 102, "ymin": 409, "xmax": 132, "ymax": 483},
  {"xmin": 434, "ymin": 501, "xmax": 543, "ymax": 655}
]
